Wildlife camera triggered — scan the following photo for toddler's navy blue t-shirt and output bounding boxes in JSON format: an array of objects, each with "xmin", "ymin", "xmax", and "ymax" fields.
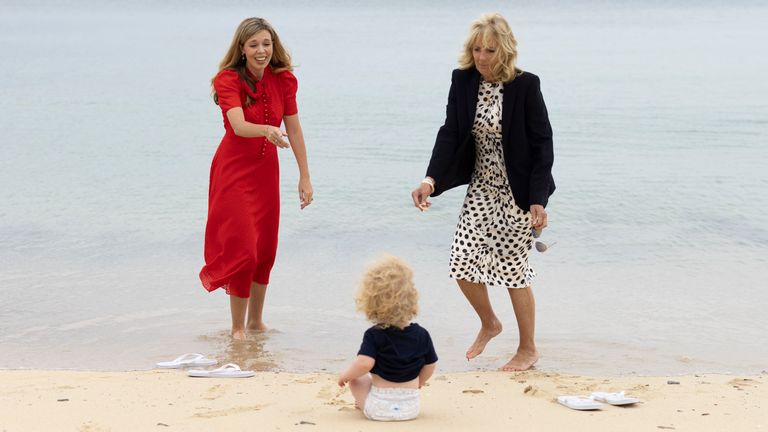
[{"xmin": 357, "ymin": 323, "xmax": 438, "ymax": 383}]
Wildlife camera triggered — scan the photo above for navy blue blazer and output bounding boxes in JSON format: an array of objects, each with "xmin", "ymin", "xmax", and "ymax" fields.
[{"xmin": 425, "ymin": 67, "xmax": 555, "ymax": 210}]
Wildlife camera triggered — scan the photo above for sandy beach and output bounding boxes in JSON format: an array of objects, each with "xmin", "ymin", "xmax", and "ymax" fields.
[
  {"xmin": 1, "ymin": 2, "xmax": 767, "ymax": 432},
  {"xmin": 1, "ymin": 369, "xmax": 764, "ymax": 431}
]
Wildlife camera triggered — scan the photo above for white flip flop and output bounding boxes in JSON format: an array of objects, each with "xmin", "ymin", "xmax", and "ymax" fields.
[
  {"xmin": 187, "ymin": 363, "xmax": 255, "ymax": 378},
  {"xmin": 156, "ymin": 353, "xmax": 218, "ymax": 369},
  {"xmin": 590, "ymin": 391, "xmax": 641, "ymax": 406},
  {"xmin": 557, "ymin": 395, "xmax": 603, "ymax": 410}
]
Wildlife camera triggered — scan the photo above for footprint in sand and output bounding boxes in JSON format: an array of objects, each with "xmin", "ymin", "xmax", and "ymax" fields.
[
  {"xmin": 77, "ymin": 422, "xmax": 108, "ymax": 432},
  {"xmin": 729, "ymin": 378, "xmax": 760, "ymax": 390},
  {"xmin": 316, "ymin": 384, "xmax": 335, "ymax": 399},
  {"xmin": 523, "ymin": 385, "xmax": 535, "ymax": 395},
  {"xmin": 317, "ymin": 383, "xmax": 347, "ymax": 406},
  {"xmin": 203, "ymin": 384, "xmax": 226, "ymax": 400},
  {"xmin": 293, "ymin": 378, "xmax": 317, "ymax": 384},
  {"xmin": 193, "ymin": 405, "xmax": 263, "ymax": 418}
]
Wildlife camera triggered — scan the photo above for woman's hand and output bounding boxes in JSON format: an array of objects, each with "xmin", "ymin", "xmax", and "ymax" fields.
[
  {"xmin": 411, "ymin": 183, "xmax": 433, "ymax": 212},
  {"xmin": 298, "ymin": 177, "xmax": 313, "ymax": 210},
  {"xmin": 265, "ymin": 126, "xmax": 290, "ymax": 148},
  {"xmin": 530, "ymin": 204, "xmax": 548, "ymax": 230}
]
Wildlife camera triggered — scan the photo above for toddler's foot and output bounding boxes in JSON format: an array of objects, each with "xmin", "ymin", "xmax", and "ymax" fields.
[
  {"xmin": 466, "ymin": 320, "xmax": 502, "ymax": 359},
  {"xmin": 499, "ymin": 349, "xmax": 539, "ymax": 371}
]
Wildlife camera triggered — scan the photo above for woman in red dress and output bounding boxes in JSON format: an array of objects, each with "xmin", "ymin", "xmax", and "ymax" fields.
[{"xmin": 200, "ymin": 17, "xmax": 313, "ymax": 340}]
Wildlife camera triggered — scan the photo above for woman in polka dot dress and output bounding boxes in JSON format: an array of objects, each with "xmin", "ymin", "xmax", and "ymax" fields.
[{"xmin": 411, "ymin": 13, "xmax": 555, "ymax": 371}]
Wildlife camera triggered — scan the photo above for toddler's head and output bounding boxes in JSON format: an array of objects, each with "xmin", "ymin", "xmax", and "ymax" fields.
[{"xmin": 356, "ymin": 255, "xmax": 418, "ymax": 330}]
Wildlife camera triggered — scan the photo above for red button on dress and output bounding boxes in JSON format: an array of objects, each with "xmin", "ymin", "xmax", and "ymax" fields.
[{"xmin": 200, "ymin": 66, "xmax": 299, "ymax": 298}]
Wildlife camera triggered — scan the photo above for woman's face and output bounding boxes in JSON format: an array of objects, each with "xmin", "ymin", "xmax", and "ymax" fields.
[
  {"xmin": 242, "ymin": 30, "xmax": 273, "ymax": 76},
  {"xmin": 472, "ymin": 38, "xmax": 498, "ymax": 80}
]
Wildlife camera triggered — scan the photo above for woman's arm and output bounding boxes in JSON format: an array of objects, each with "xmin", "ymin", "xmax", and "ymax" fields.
[
  {"xmin": 425, "ymin": 69, "xmax": 461, "ymax": 191},
  {"xmin": 338, "ymin": 355, "xmax": 375, "ymax": 387},
  {"xmin": 418, "ymin": 362, "xmax": 437, "ymax": 388},
  {"xmin": 225, "ymin": 107, "xmax": 289, "ymax": 147},
  {"xmin": 283, "ymin": 114, "xmax": 313, "ymax": 209},
  {"xmin": 525, "ymin": 75, "xmax": 554, "ymax": 209},
  {"xmin": 412, "ymin": 70, "xmax": 461, "ymax": 209},
  {"xmin": 525, "ymin": 75, "xmax": 554, "ymax": 230}
]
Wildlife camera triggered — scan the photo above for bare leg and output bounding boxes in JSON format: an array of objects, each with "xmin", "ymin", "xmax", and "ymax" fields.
[
  {"xmin": 246, "ymin": 283, "xmax": 268, "ymax": 331},
  {"xmin": 500, "ymin": 286, "xmax": 539, "ymax": 371},
  {"xmin": 349, "ymin": 375, "xmax": 372, "ymax": 409},
  {"xmin": 230, "ymin": 295, "xmax": 248, "ymax": 340},
  {"xmin": 457, "ymin": 279, "xmax": 503, "ymax": 359}
]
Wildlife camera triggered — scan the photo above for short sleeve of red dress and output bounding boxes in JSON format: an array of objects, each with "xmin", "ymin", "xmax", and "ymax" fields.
[
  {"xmin": 280, "ymin": 71, "xmax": 298, "ymax": 116},
  {"xmin": 214, "ymin": 69, "xmax": 242, "ymax": 113}
]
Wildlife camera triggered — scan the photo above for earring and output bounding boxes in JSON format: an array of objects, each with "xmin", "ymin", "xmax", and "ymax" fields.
[{"xmin": 240, "ymin": 54, "xmax": 245, "ymax": 62}]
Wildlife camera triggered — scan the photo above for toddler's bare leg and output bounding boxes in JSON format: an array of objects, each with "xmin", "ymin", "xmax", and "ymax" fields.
[{"xmin": 349, "ymin": 375, "xmax": 372, "ymax": 409}]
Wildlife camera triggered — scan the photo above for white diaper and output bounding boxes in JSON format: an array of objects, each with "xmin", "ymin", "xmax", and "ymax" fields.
[{"xmin": 363, "ymin": 386, "xmax": 420, "ymax": 421}]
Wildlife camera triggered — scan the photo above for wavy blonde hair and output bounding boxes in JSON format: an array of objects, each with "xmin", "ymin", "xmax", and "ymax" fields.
[
  {"xmin": 212, "ymin": 17, "xmax": 293, "ymax": 105},
  {"xmin": 458, "ymin": 12, "xmax": 522, "ymax": 83},
  {"xmin": 356, "ymin": 255, "xmax": 418, "ymax": 330}
]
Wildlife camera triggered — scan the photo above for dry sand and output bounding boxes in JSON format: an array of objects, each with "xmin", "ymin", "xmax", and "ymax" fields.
[{"xmin": 1, "ymin": 369, "xmax": 765, "ymax": 431}]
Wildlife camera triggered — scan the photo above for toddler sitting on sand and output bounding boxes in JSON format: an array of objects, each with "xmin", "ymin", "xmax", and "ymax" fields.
[{"xmin": 338, "ymin": 255, "xmax": 438, "ymax": 421}]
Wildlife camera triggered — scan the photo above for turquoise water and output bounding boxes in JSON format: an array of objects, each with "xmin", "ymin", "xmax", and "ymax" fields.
[{"xmin": 1, "ymin": 1, "xmax": 766, "ymax": 375}]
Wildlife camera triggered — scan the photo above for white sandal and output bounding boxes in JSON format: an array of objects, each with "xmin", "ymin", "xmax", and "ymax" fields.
[
  {"xmin": 156, "ymin": 353, "xmax": 217, "ymax": 369},
  {"xmin": 187, "ymin": 363, "xmax": 255, "ymax": 378}
]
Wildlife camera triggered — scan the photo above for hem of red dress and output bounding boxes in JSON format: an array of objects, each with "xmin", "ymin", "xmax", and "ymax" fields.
[
  {"xmin": 200, "ymin": 268, "xmax": 271, "ymax": 298},
  {"xmin": 199, "ymin": 268, "xmax": 240, "ymax": 296}
]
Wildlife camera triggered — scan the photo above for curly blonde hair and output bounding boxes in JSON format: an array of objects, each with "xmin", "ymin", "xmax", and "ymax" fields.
[
  {"xmin": 356, "ymin": 255, "xmax": 419, "ymax": 330},
  {"xmin": 458, "ymin": 12, "xmax": 522, "ymax": 83}
]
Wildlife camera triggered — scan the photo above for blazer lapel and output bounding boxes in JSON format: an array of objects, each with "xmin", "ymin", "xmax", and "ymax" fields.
[
  {"xmin": 466, "ymin": 68, "xmax": 481, "ymax": 126},
  {"xmin": 501, "ymin": 76, "xmax": 518, "ymax": 142}
]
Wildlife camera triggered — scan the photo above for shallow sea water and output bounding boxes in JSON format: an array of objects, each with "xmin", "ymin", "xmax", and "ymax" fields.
[{"xmin": 1, "ymin": 1, "xmax": 766, "ymax": 375}]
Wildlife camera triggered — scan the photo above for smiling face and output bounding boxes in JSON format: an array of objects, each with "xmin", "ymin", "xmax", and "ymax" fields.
[
  {"xmin": 242, "ymin": 29, "xmax": 273, "ymax": 77},
  {"xmin": 472, "ymin": 36, "xmax": 499, "ymax": 81}
]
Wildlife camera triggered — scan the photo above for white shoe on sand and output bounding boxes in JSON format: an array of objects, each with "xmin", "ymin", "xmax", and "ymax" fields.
[
  {"xmin": 557, "ymin": 395, "xmax": 603, "ymax": 410},
  {"xmin": 156, "ymin": 353, "xmax": 217, "ymax": 369},
  {"xmin": 187, "ymin": 363, "xmax": 254, "ymax": 378},
  {"xmin": 590, "ymin": 391, "xmax": 641, "ymax": 406}
]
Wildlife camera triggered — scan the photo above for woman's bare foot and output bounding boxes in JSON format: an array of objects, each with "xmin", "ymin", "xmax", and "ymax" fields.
[
  {"xmin": 499, "ymin": 349, "xmax": 539, "ymax": 371},
  {"xmin": 466, "ymin": 320, "xmax": 502, "ymax": 359},
  {"xmin": 246, "ymin": 321, "xmax": 268, "ymax": 332},
  {"xmin": 231, "ymin": 328, "xmax": 247, "ymax": 340}
]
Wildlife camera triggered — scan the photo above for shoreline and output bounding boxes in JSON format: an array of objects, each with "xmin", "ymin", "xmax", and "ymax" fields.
[{"xmin": 1, "ymin": 370, "xmax": 764, "ymax": 431}]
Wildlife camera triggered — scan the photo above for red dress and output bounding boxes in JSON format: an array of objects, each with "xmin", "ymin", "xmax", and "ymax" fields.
[{"xmin": 200, "ymin": 66, "xmax": 298, "ymax": 298}]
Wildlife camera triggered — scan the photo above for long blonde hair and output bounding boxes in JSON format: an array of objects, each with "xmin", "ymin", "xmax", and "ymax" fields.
[
  {"xmin": 212, "ymin": 17, "xmax": 293, "ymax": 105},
  {"xmin": 458, "ymin": 13, "xmax": 522, "ymax": 83}
]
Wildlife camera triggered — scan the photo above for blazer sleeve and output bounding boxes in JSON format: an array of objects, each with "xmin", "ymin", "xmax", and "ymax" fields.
[
  {"xmin": 524, "ymin": 74, "xmax": 555, "ymax": 207},
  {"xmin": 425, "ymin": 69, "xmax": 461, "ymax": 194}
]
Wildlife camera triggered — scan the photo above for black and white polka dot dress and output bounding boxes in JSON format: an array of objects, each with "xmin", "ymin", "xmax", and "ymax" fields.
[{"xmin": 449, "ymin": 81, "xmax": 536, "ymax": 288}]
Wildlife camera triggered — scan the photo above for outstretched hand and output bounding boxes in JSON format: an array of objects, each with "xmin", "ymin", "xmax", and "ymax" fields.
[
  {"xmin": 265, "ymin": 126, "xmax": 290, "ymax": 148},
  {"xmin": 411, "ymin": 183, "xmax": 432, "ymax": 212}
]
